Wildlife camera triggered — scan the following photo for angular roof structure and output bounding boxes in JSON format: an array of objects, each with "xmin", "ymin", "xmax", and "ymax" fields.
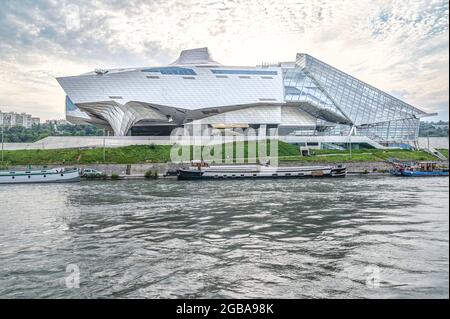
[{"xmin": 171, "ymin": 47, "xmax": 220, "ymax": 65}]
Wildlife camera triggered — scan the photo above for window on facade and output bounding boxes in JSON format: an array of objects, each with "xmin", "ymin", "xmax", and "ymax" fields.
[
  {"xmin": 259, "ymin": 98, "xmax": 277, "ymax": 101},
  {"xmin": 211, "ymin": 69, "xmax": 278, "ymax": 76},
  {"xmin": 141, "ymin": 67, "xmax": 197, "ymax": 75}
]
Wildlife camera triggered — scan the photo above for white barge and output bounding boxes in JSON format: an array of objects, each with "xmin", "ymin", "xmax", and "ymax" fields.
[
  {"xmin": 177, "ymin": 164, "xmax": 346, "ymax": 180},
  {"xmin": 0, "ymin": 167, "xmax": 80, "ymax": 184}
]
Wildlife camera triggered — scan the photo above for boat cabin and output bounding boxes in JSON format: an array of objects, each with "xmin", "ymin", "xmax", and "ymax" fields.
[{"xmin": 418, "ymin": 162, "xmax": 438, "ymax": 172}]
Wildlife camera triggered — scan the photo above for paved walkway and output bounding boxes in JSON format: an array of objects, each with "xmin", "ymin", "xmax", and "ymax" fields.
[{"xmin": 3, "ymin": 135, "xmax": 448, "ymax": 151}]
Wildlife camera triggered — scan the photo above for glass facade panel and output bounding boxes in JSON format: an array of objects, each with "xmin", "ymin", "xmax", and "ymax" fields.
[
  {"xmin": 65, "ymin": 96, "xmax": 77, "ymax": 111},
  {"xmin": 282, "ymin": 68, "xmax": 348, "ymax": 122},
  {"xmin": 281, "ymin": 54, "xmax": 427, "ymax": 143},
  {"xmin": 357, "ymin": 118, "xmax": 420, "ymax": 142}
]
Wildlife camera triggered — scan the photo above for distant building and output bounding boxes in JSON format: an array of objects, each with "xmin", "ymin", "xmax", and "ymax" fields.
[
  {"xmin": 431, "ymin": 122, "xmax": 449, "ymax": 130},
  {"xmin": 0, "ymin": 109, "xmax": 35, "ymax": 129},
  {"xmin": 45, "ymin": 119, "xmax": 71, "ymax": 126},
  {"xmin": 32, "ymin": 117, "xmax": 40, "ymax": 125}
]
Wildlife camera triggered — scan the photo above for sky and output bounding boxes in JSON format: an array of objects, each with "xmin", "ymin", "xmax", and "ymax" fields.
[{"xmin": 0, "ymin": 0, "xmax": 448, "ymax": 121}]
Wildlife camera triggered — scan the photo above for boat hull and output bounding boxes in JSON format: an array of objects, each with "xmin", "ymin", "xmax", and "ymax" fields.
[
  {"xmin": 177, "ymin": 166, "xmax": 347, "ymax": 180},
  {"xmin": 0, "ymin": 170, "xmax": 80, "ymax": 184},
  {"xmin": 390, "ymin": 161, "xmax": 449, "ymax": 177},
  {"xmin": 400, "ymin": 170, "xmax": 449, "ymax": 177}
]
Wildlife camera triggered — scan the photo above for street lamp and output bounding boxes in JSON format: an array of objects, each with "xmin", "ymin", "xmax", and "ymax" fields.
[
  {"xmin": 1, "ymin": 120, "xmax": 4, "ymax": 163},
  {"xmin": 348, "ymin": 126, "xmax": 354, "ymax": 158},
  {"xmin": 103, "ymin": 128, "xmax": 106, "ymax": 162},
  {"xmin": 349, "ymin": 132, "xmax": 352, "ymax": 158}
]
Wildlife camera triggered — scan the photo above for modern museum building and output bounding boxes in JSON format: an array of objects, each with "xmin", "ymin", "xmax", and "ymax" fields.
[{"xmin": 57, "ymin": 47, "xmax": 433, "ymax": 149}]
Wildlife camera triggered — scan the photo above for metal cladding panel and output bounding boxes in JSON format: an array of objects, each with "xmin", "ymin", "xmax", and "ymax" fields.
[
  {"xmin": 280, "ymin": 106, "xmax": 317, "ymax": 126},
  {"xmin": 195, "ymin": 105, "xmax": 282, "ymax": 125},
  {"xmin": 194, "ymin": 105, "xmax": 317, "ymax": 126},
  {"xmin": 56, "ymin": 66, "xmax": 284, "ymax": 110}
]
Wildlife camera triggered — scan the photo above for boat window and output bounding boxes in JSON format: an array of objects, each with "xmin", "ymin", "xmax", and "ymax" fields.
[
  {"xmin": 28, "ymin": 176, "xmax": 31, "ymax": 178},
  {"xmin": 25, "ymin": 171, "xmax": 30, "ymax": 174},
  {"xmin": 272, "ymin": 173, "xmax": 278, "ymax": 176},
  {"xmin": 253, "ymin": 174, "xmax": 257, "ymax": 177},
  {"xmin": 44, "ymin": 175, "xmax": 46, "ymax": 178},
  {"xmin": 286, "ymin": 173, "xmax": 291, "ymax": 176},
  {"xmin": 241, "ymin": 174, "xmax": 245, "ymax": 177},
  {"xmin": 12, "ymin": 176, "xmax": 15, "ymax": 179}
]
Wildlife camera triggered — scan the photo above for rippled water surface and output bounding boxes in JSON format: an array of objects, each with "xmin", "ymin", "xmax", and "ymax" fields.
[{"xmin": 0, "ymin": 176, "xmax": 448, "ymax": 298}]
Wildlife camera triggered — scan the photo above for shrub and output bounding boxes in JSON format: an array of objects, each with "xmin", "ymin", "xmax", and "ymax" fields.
[
  {"xmin": 111, "ymin": 173, "xmax": 120, "ymax": 180},
  {"xmin": 83, "ymin": 173, "xmax": 107, "ymax": 179},
  {"xmin": 144, "ymin": 169, "xmax": 159, "ymax": 179},
  {"xmin": 0, "ymin": 162, "xmax": 10, "ymax": 171}
]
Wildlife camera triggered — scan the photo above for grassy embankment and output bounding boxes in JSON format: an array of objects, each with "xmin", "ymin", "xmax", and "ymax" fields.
[
  {"xmin": 437, "ymin": 149, "xmax": 449, "ymax": 159},
  {"xmin": 0, "ymin": 141, "xmax": 444, "ymax": 168},
  {"xmin": 281, "ymin": 148, "xmax": 439, "ymax": 163}
]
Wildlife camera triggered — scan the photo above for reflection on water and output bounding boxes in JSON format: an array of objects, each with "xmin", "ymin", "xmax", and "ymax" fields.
[{"xmin": 0, "ymin": 176, "xmax": 448, "ymax": 298}]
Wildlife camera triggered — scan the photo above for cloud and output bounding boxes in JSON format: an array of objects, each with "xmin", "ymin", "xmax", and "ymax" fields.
[{"xmin": 0, "ymin": 0, "xmax": 448, "ymax": 121}]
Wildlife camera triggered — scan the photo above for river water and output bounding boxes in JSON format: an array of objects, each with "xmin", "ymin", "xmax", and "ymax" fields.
[{"xmin": 0, "ymin": 176, "xmax": 448, "ymax": 299}]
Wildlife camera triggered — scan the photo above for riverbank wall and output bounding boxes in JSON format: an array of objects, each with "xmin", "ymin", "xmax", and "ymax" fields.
[{"xmin": 8, "ymin": 160, "xmax": 449, "ymax": 178}]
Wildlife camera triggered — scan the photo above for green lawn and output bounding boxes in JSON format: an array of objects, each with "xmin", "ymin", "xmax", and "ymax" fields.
[
  {"xmin": 1, "ymin": 141, "xmax": 299, "ymax": 166},
  {"xmin": 1, "ymin": 145, "xmax": 172, "ymax": 166},
  {"xmin": 437, "ymin": 149, "xmax": 449, "ymax": 159},
  {"xmin": 280, "ymin": 148, "xmax": 438, "ymax": 163},
  {"xmin": 0, "ymin": 141, "xmax": 443, "ymax": 167}
]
